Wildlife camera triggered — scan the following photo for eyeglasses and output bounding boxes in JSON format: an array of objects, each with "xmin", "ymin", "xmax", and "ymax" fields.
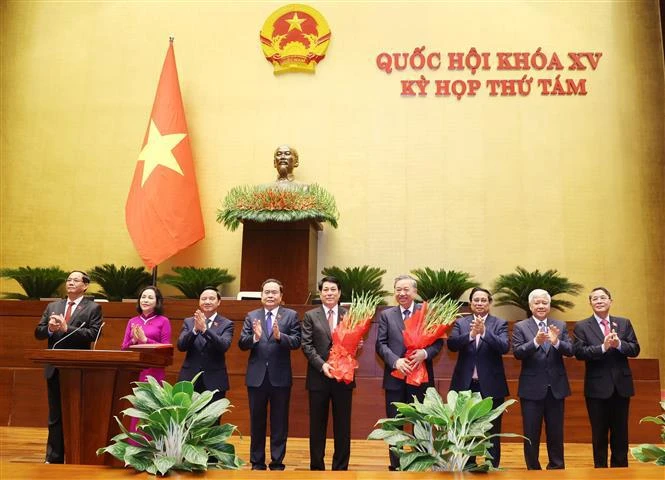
[{"xmin": 590, "ymin": 295, "xmax": 610, "ymax": 302}]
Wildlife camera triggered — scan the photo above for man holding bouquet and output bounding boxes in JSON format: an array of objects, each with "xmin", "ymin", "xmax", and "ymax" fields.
[
  {"xmin": 376, "ymin": 274, "xmax": 444, "ymax": 470},
  {"xmin": 301, "ymin": 276, "xmax": 352, "ymax": 470}
]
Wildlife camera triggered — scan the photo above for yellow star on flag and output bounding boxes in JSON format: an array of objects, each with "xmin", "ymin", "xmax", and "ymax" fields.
[
  {"xmin": 286, "ymin": 12, "xmax": 305, "ymax": 32},
  {"xmin": 137, "ymin": 119, "xmax": 186, "ymax": 186}
]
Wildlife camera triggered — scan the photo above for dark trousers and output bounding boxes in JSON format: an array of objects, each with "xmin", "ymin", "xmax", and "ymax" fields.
[
  {"xmin": 520, "ymin": 388, "xmax": 565, "ymax": 470},
  {"xmin": 585, "ymin": 392, "xmax": 630, "ymax": 468},
  {"xmin": 45, "ymin": 370, "xmax": 64, "ymax": 463},
  {"xmin": 308, "ymin": 383, "xmax": 353, "ymax": 470},
  {"xmin": 247, "ymin": 374, "xmax": 291, "ymax": 470},
  {"xmin": 469, "ymin": 379, "xmax": 504, "ymax": 468},
  {"xmin": 385, "ymin": 383, "xmax": 429, "ymax": 470}
]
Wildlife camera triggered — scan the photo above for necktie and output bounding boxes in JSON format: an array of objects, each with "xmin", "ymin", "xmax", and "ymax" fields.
[
  {"xmin": 403, "ymin": 309, "xmax": 411, "ymax": 320},
  {"xmin": 207, "ymin": 318, "xmax": 213, "ymax": 330},
  {"xmin": 600, "ymin": 319, "xmax": 610, "ymax": 336},
  {"xmin": 266, "ymin": 311, "xmax": 272, "ymax": 333},
  {"xmin": 327, "ymin": 309, "xmax": 335, "ymax": 331},
  {"xmin": 64, "ymin": 301, "xmax": 75, "ymax": 322},
  {"xmin": 539, "ymin": 321, "xmax": 550, "ymax": 353}
]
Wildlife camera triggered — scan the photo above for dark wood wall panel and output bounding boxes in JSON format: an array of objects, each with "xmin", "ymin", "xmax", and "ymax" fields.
[{"xmin": 0, "ymin": 300, "xmax": 660, "ymax": 443}]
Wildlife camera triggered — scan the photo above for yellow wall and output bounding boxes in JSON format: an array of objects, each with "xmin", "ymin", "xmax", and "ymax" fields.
[{"xmin": 1, "ymin": 2, "xmax": 663, "ymax": 380}]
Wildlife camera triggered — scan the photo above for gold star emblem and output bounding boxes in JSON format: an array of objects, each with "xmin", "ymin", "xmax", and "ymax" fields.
[
  {"xmin": 137, "ymin": 119, "xmax": 186, "ymax": 186},
  {"xmin": 285, "ymin": 12, "xmax": 305, "ymax": 32}
]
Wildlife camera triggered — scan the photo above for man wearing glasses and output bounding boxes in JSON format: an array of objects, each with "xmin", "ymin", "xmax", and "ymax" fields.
[
  {"xmin": 573, "ymin": 287, "xmax": 640, "ymax": 468},
  {"xmin": 34, "ymin": 270, "xmax": 103, "ymax": 464}
]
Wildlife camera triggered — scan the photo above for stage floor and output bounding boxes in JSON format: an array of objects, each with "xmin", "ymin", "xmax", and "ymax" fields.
[{"xmin": 1, "ymin": 427, "xmax": 663, "ymax": 479}]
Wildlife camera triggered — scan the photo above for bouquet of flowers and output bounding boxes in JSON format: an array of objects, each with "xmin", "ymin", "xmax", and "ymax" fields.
[
  {"xmin": 328, "ymin": 291, "xmax": 382, "ymax": 384},
  {"xmin": 391, "ymin": 296, "xmax": 461, "ymax": 386}
]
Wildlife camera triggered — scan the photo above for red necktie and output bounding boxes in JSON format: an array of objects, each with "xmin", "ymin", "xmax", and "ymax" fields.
[
  {"xmin": 600, "ymin": 319, "xmax": 610, "ymax": 336},
  {"xmin": 64, "ymin": 301, "xmax": 75, "ymax": 322},
  {"xmin": 327, "ymin": 309, "xmax": 335, "ymax": 331}
]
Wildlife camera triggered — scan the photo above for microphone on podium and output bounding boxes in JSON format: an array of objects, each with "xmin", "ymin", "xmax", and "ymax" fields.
[
  {"xmin": 52, "ymin": 322, "xmax": 87, "ymax": 349},
  {"xmin": 92, "ymin": 322, "xmax": 105, "ymax": 350}
]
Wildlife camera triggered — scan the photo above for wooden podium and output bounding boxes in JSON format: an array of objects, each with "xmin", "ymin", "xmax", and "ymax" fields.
[
  {"xmin": 27, "ymin": 346, "xmax": 173, "ymax": 465},
  {"xmin": 240, "ymin": 220, "xmax": 321, "ymax": 303}
]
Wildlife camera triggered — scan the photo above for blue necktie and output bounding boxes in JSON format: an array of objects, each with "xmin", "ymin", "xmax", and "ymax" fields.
[
  {"xmin": 403, "ymin": 309, "xmax": 411, "ymax": 320},
  {"xmin": 266, "ymin": 311, "xmax": 272, "ymax": 333},
  {"xmin": 539, "ymin": 321, "xmax": 550, "ymax": 353}
]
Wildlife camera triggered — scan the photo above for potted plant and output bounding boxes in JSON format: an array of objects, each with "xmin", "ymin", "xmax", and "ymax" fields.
[
  {"xmin": 88, "ymin": 264, "xmax": 152, "ymax": 301},
  {"xmin": 320, "ymin": 265, "xmax": 389, "ymax": 303},
  {"xmin": 492, "ymin": 266, "xmax": 583, "ymax": 317},
  {"xmin": 410, "ymin": 267, "xmax": 480, "ymax": 302},
  {"xmin": 0, "ymin": 266, "xmax": 67, "ymax": 299},
  {"xmin": 159, "ymin": 266, "xmax": 236, "ymax": 299},
  {"xmin": 368, "ymin": 387, "xmax": 522, "ymax": 471},
  {"xmin": 97, "ymin": 374, "xmax": 243, "ymax": 474},
  {"xmin": 631, "ymin": 401, "xmax": 665, "ymax": 466}
]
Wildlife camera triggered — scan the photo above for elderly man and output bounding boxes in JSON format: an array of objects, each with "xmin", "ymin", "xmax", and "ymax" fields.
[
  {"xmin": 573, "ymin": 287, "xmax": 640, "ymax": 468},
  {"xmin": 447, "ymin": 287, "xmax": 509, "ymax": 467},
  {"xmin": 239, "ymin": 278, "xmax": 301, "ymax": 471},
  {"xmin": 376, "ymin": 274, "xmax": 443, "ymax": 470},
  {"xmin": 273, "ymin": 145, "xmax": 299, "ymax": 183},
  {"xmin": 301, "ymin": 275, "xmax": 352, "ymax": 471},
  {"xmin": 512, "ymin": 289, "xmax": 572, "ymax": 470},
  {"xmin": 34, "ymin": 270, "xmax": 103, "ymax": 464}
]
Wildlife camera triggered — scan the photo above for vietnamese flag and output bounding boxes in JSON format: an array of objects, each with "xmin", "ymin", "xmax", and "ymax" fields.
[{"xmin": 125, "ymin": 38, "xmax": 205, "ymax": 269}]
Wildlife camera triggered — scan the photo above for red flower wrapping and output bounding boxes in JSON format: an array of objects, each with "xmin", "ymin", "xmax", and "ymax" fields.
[
  {"xmin": 327, "ymin": 317, "xmax": 372, "ymax": 384},
  {"xmin": 391, "ymin": 303, "xmax": 453, "ymax": 386}
]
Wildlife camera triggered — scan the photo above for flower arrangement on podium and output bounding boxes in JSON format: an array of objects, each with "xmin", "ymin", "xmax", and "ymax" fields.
[
  {"xmin": 216, "ymin": 183, "xmax": 339, "ymax": 231},
  {"xmin": 392, "ymin": 296, "xmax": 461, "ymax": 386},
  {"xmin": 328, "ymin": 291, "xmax": 383, "ymax": 384}
]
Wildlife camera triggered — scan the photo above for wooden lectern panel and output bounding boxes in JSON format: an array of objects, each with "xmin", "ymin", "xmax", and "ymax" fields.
[{"xmin": 240, "ymin": 220, "xmax": 320, "ymax": 304}]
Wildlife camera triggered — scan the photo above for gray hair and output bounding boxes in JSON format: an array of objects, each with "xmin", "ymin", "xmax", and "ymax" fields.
[
  {"xmin": 393, "ymin": 274, "xmax": 417, "ymax": 289},
  {"xmin": 528, "ymin": 289, "xmax": 551, "ymax": 304}
]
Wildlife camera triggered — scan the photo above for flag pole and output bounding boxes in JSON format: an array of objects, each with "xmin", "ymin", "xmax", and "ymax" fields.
[{"xmin": 151, "ymin": 267, "xmax": 158, "ymax": 286}]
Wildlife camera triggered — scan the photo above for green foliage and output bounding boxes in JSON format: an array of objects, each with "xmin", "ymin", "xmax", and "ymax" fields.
[
  {"xmin": 631, "ymin": 401, "xmax": 665, "ymax": 466},
  {"xmin": 320, "ymin": 265, "xmax": 389, "ymax": 303},
  {"xmin": 217, "ymin": 183, "xmax": 339, "ymax": 231},
  {"xmin": 410, "ymin": 267, "xmax": 480, "ymax": 302},
  {"xmin": 97, "ymin": 373, "xmax": 244, "ymax": 474},
  {"xmin": 492, "ymin": 266, "xmax": 583, "ymax": 317},
  {"xmin": 0, "ymin": 266, "xmax": 67, "ymax": 299},
  {"xmin": 368, "ymin": 388, "xmax": 523, "ymax": 472},
  {"xmin": 159, "ymin": 266, "xmax": 235, "ymax": 299},
  {"xmin": 88, "ymin": 264, "xmax": 152, "ymax": 301}
]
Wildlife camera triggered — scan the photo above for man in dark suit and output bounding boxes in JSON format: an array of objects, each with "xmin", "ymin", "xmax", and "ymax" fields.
[
  {"xmin": 573, "ymin": 287, "xmax": 640, "ymax": 468},
  {"xmin": 375, "ymin": 274, "xmax": 443, "ymax": 470},
  {"xmin": 238, "ymin": 278, "xmax": 301, "ymax": 470},
  {"xmin": 448, "ymin": 287, "xmax": 509, "ymax": 467},
  {"xmin": 302, "ymin": 276, "xmax": 351, "ymax": 470},
  {"xmin": 512, "ymin": 288, "xmax": 573, "ymax": 470},
  {"xmin": 177, "ymin": 286, "xmax": 234, "ymax": 405},
  {"xmin": 34, "ymin": 270, "xmax": 103, "ymax": 464}
]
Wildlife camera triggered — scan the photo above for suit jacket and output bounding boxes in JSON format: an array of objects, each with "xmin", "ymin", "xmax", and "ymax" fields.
[
  {"xmin": 573, "ymin": 315, "xmax": 640, "ymax": 399},
  {"xmin": 447, "ymin": 314, "xmax": 510, "ymax": 398},
  {"xmin": 375, "ymin": 304, "xmax": 443, "ymax": 391},
  {"xmin": 177, "ymin": 313, "xmax": 234, "ymax": 392},
  {"xmin": 34, "ymin": 297, "xmax": 103, "ymax": 378},
  {"xmin": 238, "ymin": 306, "xmax": 301, "ymax": 388},
  {"xmin": 512, "ymin": 317, "xmax": 573, "ymax": 400},
  {"xmin": 302, "ymin": 305, "xmax": 353, "ymax": 390}
]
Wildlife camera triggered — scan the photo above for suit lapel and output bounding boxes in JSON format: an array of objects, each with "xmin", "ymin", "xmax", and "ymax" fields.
[
  {"xmin": 316, "ymin": 306, "xmax": 332, "ymax": 340},
  {"xmin": 587, "ymin": 316, "xmax": 606, "ymax": 344},
  {"xmin": 526, "ymin": 317, "xmax": 539, "ymax": 339},
  {"xmin": 69, "ymin": 298, "xmax": 86, "ymax": 326}
]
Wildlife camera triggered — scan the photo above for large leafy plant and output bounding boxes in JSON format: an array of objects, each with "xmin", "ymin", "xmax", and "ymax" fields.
[
  {"xmin": 217, "ymin": 184, "xmax": 339, "ymax": 231},
  {"xmin": 410, "ymin": 267, "xmax": 480, "ymax": 302},
  {"xmin": 368, "ymin": 388, "xmax": 521, "ymax": 472},
  {"xmin": 492, "ymin": 266, "xmax": 583, "ymax": 317},
  {"xmin": 159, "ymin": 266, "xmax": 235, "ymax": 299},
  {"xmin": 0, "ymin": 266, "xmax": 67, "ymax": 299},
  {"xmin": 97, "ymin": 374, "xmax": 243, "ymax": 475},
  {"xmin": 631, "ymin": 401, "xmax": 665, "ymax": 466},
  {"xmin": 88, "ymin": 264, "xmax": 152, "ymax": 301},
  {"xmin": 320, "ymin": 265, "xmax": 389, "ymax": 303}
]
